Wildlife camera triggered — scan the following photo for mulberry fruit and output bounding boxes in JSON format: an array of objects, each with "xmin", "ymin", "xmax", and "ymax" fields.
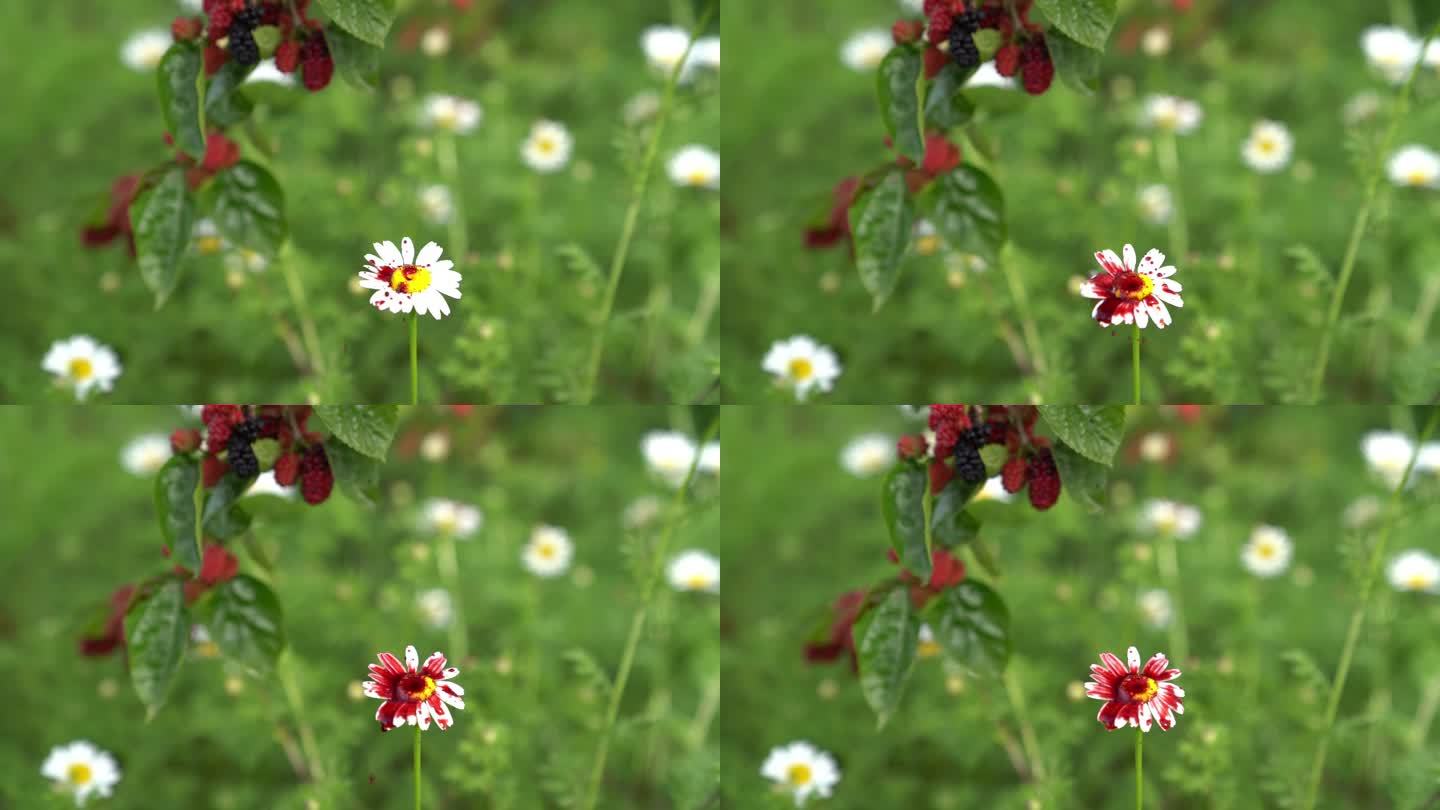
[
  {"xmin": 994, "ymin": 43, "xmax": 1020, "ymax": 77},
  {"xmin": 1020, "ymin": 37, "xmax": 1054, "ymax": 95},
  {"xmin": 226, "ymin": 435, "xmax": 260, "ymax": 479},
  {"xmin": 953, "ymin": 426, "xmax": 990, "ymax": 484},
  {"xmin": 273, "ymin": 452, "xmax": 301, "ymax": 487},
  {"xmin": 1026, "ymin": 449, "xmax": 1061, "ymax": 510},
  {"xmin": 274, "ymin": 39, "xmax": 300, "ymax": 73},
  {"xmin": 299, "ymin": 445, "xmax": 333, "ymax": 505},
  {"xmin": 171, "ymin": 428, "xmax": 201, "ymax": 454}
]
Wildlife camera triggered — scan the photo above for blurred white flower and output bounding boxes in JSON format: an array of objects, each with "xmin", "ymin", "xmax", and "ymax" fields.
[
  {"xmin": 623, "ymin": 495, "xmax": 663, "ymax": 530},
  {"xmin": 42, "ymin": 740, "xmax": 121, "ymax": 805},
  {"xmin": 1362, "ymin": 26, "xmax": 1422, "ymax": 84},
  {"xmin": 246, "ymin": 470, "xmax": 294, "ymax": 498},
  {"xmin": 841, "ymin": 29, "xmax": 892, "ymax": 71},
  {"xmin": 840, "ymin": 434, "xmax": 894, "ymax": 477},
  {"xmin": 1387, "ymin": 145, "xmax": 1440, "ymax": 189},
  {"xmin": 917, "ymin": 623, "xmax": 942, "ymax": 658},
  {"xmin": 421, "ymin": 498, "xmax": 483, "ymax": 538},
  {"xmin": 418, "ymin": 185, "xmax": 455, "ymax": 225},
  {"xmin": 121, "ymin": 29, "xmax": 170, "ymax": 71},
  {"xmin": 898, "ymin": 405, "xmax": 928, "ymax": 419},
  {"xmin": 692, "ymin": 36, "xmax": 720, "ymax": 71},
  {"xmin": 1137, "ymin": 184, "xmax": 1173, "ymax": 225},
  {"xmin": 624, "ymin": 91, "xmax": 662, "ymax": 125},
  {"xmin": 1141, "ymin": 27, "xmax": 1171, "ymax": 57},
  {"xmin": 899, "ymin": 0, "xmax": 924, "ymax": 12},
  {"xmin": 1344, "ymin": 495, "xmax": 1383, "ymax": 529},
  {"xmin": 1139, "ymin": 499, "xmax": 1202, "ymax": 538},
  {"xmin": 1343, "ymin": 91, "xmax": 1382, "ymax": 125},
  {"xmin": 43, "ymin": 336, "xmax": 122, "ymax": 400},
  {"xmin": 1137, "ymin": 431, "xmax": 1174, "ymax": 462},
  {"xmin": 643, "ymin": 431, "xmax": 698, "ymax": 487},
  {"xmin": 1387, "ymin": 549, "xmax": 1440, "ymax": 593},
  {"xmin": 967, "ymin": 61, "xmax": 1015, "ymax": 89},
  {"xmin": 522, "ymin": 525, "xmax": 574, "ymax": 578},
  {"xmin": 699, "ymin": 441, "xmax": 720, "ymax": 475},
  {"xmin": 121, "ymin": 434, "xmax": 171, "ymax": 476},
  {"xmin": 641, "ymin": 25, "xmax": 700, "ymax": 82},
  {"xmin": 1138, "ymin": 589, "xmax": 1173, "ymax": 628},
  {"xmin": 667, "ymin": 549, "xmax": 719, "ymax": 593},
  {"xmin": 1142, "ymin": 95, "xmax": 1203, "ymax": 134},
  {"xmin": 1363, "ymin": 430, "xmax": 1418, "ymax": 487},
  {"xmin": 422, "ymin": 94, "xmax": 483, "ymax": 134},
  {"xmin": 417, "ymin": 588, "xmax": 454, "ymax": 628},
  {"xmin": 974, "ymin": 476, "xmax": 1013, "ymax": 503},
  {"xmin": 419, "ymin": 431, "xmax": 451, "ymax": 462},
  {"xmin": 761, "ymin": 741, "xmax": 841, "ymax": 806},
  {"xmin": 668, "ymin": 145, "xmax": 720, "ymax": 189},
  {"xmin": 192, "ymin": 218, "xmax": 226, "ymax": 255},
  {"xmin": 245, "ymin": 58, "xmax": 294, "ymax": 86},
  {"xmin": 1418, "ymin": 442, "xmax": 1440, "ymax": 474},
  {"xmin": 1241, "ymin": 120, "xmax": 1294, "ymax": 173},
  {"xmin": 521, "ymin": 120, "xmax": 574, "ymax": 173},
  {"xmin": 179, "ymin": 0, "xmax": 203, "ymax": 10},
  {"xmin": 1241, "ymin": 525, "xmax": 1293, "ymax": 578},
  {"xmin": 911, "ymin": 219, "xmax": 943, "ymax": 256},
  {"xmin": 225, "ymin": 248, "xmax": 269, "ymax": 274},
  {"xmin": 420, "ymin": 26, "xmax": 451, "ymax": 57},
  {"xmin": 763, "ymin": 336, "xmax": 841, "ymax": 401}
]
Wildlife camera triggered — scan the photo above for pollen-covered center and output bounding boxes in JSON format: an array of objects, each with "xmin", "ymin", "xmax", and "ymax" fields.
[
  {"xmin": 67, "ymin": 763, "xmax": 93, "ymax": 785},
  {"xmin": 687, "ymin": 169, "xmax": 711, "ymax": 186},
  {"xmin": 537, "ymin": 542, "xmax": 557, "ymax": 560},
  {"xmin": 535, "ymin": 136, "xmax": 557, "ymax": 155},
  {"xmin": 1121, "ymin": 674, "xmax": 1159, "ymax": 703},
  {"xmin": 68, "ymin": 358, "xmax": 94, "ymax": 380},
  {"xmin": 1115, "ymin": 272, "xmax": 1155, "ymax": 301},
  {"xmin": 788, "ymin": 357, "xmax": 814, "ymax": 380},
  {"xmin": 1407, "ymin": 169, "xmax": 1431, "ymax": 186},
  {"xmin": 1256, "ymin": 543, "xmax": 1277, "ymax": 559},
  {"xmin": 1255, "ymin": 136, "xmax": 1278, "ymax": 155},
  {"xmin": 1407, "ymin": 573, "xmax": 1433, "ymax": 590},
  {"xmin": 385, "ymin": 265, "xmax": 433, "ymax": 295},
  {"xmin": 685, "ymin": 573, "xmax": 711, "ymax": 589},
  {"xmin": 398, "ymin": 673, "xmax": 437, "ymax": 702},
  {"xmin": 786, "ymin": 763, "xmax": 813, "ymax": 786}
]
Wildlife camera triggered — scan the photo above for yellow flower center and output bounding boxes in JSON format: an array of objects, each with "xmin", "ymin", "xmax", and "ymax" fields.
[
  {"xmin": 914, "ymin": 235, "xmax": 941, "ymax": 256},
  {"xmin": 1407, "ymin": 573, "xmax": 1432, "ymax": 590},
  {"xmin": 435, "ymin": 109, "xmax": 459, "ymax": 130},
  {"xmin": 1121, "ymin": 273, "xmax": 1155, "ymax": 301},
  {"xmin": 685, "ymin": 573, "xmax": 711, "ymax": 590},
  {"xmin": 68, "ymin": 358, "xmax": 94, "ymax": 381},
  {"xmin": 403, "ymin": 675, "xmax": 438, "ymax": 701},
  {"xmin": 917, "ymin": 639, "xmax": 943, "ymax": 659},
  {"xmin": 196, "ymin": 235, "xmax": 224, "ymax": 255},
  {"xmin": 1127, "ymin": 676, "xmax": 1159, "ymax": 703},
  {"xmin": 687, "ymin": 170, "xmax": 710, "ymax": 186},
  {"xmin": 535, "ymin": 136, "xmax": 556, "ymax": 155},
  {"xmin": 537, "ymin": 542, "xmax": 557, "ymax": 560},
  {"xmin": 788, "ymin": 358, "xmax": 814, "ymax": 381},
  {"xmin": 390, "ymin": 265, "xmax": 433, "ymax": 294},
  {"xmin": 1155, "ymin": 111, "xmax": 1178, "ymax": 130},
  {"xmin": 786, "ymin": 763, "xmax": 813, "ymax": 786},
  {"xmin": 434, "ymin": 514, "xmax": 458, "ymax": 534},
  {"xmin": 1256, "ymin": 543, "xmax": 1276, "ymax": 560},
  {"xmin": 1256, "ymin": 136, "xmax": 1277, "ymax": 155},
  {"xmin": 1407, "ymin": 169, "xmax": 1431, "ymax": 186},
  {"xmin": 67, "ymin": 763, "xmax": 93, "ymax": 785}
]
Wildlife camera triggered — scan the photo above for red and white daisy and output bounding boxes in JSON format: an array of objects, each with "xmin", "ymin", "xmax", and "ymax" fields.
[
  {"xmin": 1084, "ymin": 646, "xmax": 1185, "ymax": 731},
  {"xmin": 359, "ymin": 237, "xmax": 463, "ymax": 319},
  {"xmin": 1080, "ymin": 244, "xmax": 1184, "ymax": 329},
  {"xmin": 363, "ymin": 645, "xmax": 466, "ymax": 732}
]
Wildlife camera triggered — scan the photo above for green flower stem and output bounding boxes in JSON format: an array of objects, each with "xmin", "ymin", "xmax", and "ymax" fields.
[
  {"xmin": 1156, "ymin": 531, "xmax": 1188, "ymax": 665},
  {"xmin": 579, "ymin": 417, "xmax": 719, "ymax": 810},
  {"xmin": 1302, "ymin": 406, "xmax": 1440, "ymax": 810},
  {"xmin": 192, "ymin": 469, "xmax": 206, "ymax": 564},
  {"xmin": 1406, "ymin": 271, "xmax": 1440, "ymax": 346},
  {"xmin": 578, "ymin": 0, "xmax": 716, "ymax": 404},
  {"xmin": 1135, "ymin": 731, "xmax": 1144, "ymax": 810},
  {"xmin": 409, "ymin": 314, "xmax": 419, "ymax": 405},
  {"xmin": 437, "ymin": 132, "xmax": 467, "ymax": 261},
  {"xmin": 413, "ymin": 723, "xmax": 422, "ymax": 810},
  {"xmin": 277, "ymin": 651, "xmax": 326, "ymax": 782},
  {"xmin": 524, "ymin": 575, "xmax": 540, "ymax": 707},
  {"xmin": 1131, "ymin": 324, "xmax": 1142, "ymax": 405},
  {"xmin": 1407, "ymin": 672, "xmax": 1440, "ymax": 750},
  {"xmin": 1307, "ymin": 22, "xmax": 1437, "ymax": 403},
  {"xmin": 277, "ymin": 244, "xmax": 326, "ymax": 376},
  {"xmin": 436, "ymin": 531, "xmax": 468, "ymax": 663},
  {"xmin": 1002, "ymin": 665, "xmax": 1047, "ymax": 783},
  {"xmin": 1156, "ymin": 130, "xmax": 1187, "ymax": 263}
]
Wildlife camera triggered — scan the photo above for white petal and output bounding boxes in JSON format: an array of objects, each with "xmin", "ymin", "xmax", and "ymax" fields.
[
  {"xmin": 1138, "ymin": 248, "xmax": 1166, "ymax": 274},
  {"xmin": 1154, "ymin": 288, "xmax": 1183, "ymax": 307},
  {"xmin": 1123, "ymin": 244, "xmax": 1137, "ymax": 271},
  {"xmin": 1127, "ymin": 646, "xmax": 1141, "ymax": 671},
  {"xmin": 1135, "ymin": 302, "xmax": 1151, "ymax": 329},
  {"xmin": 1079, "ymin": 280, "xmax": 1104, "ymax": 299},
  {"xmin": 378, "ymin": 241, "xmax": 403, "ymax": 265},
  {"xmin": 401, "ymin": 237, "xmax": 415, "ymax": 264},
  {"xmin": 415, "ymin": 241, "xmax": 443, "ymax": 266},
  {"xmin": 405, "ymin": 645, "xmax": 419, "ymax": 671}
]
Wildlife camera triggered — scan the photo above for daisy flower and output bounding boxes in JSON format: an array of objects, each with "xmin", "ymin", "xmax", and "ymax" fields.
[
  {"xmin": 840, "ymin": 29, "xmax": 892, "ymax": 71},
  {"xmin": 1142, "ymin": 95, "xmax": 1203, "ymax": 134},
  {"xmin": 763, "ymin": 335, "xmax": 841, "ymax": 401},
  {"xmin": 521, "ymin": 120, "xmax": 574, "ymax": 173},
  {"xmin": 1138, "ymin": 499, "xmax": 1201, "ymax": 538},
  {"xmin": 1137, "ymin": 184, "xmax": 1173, "ymax": 225},
  {"xmin": 1084, "ymin": 646, "xmax": 1185, "ymax": 731},
  {"xmin": 417, "ymin": 589, "xmax": 454, "ymax": 628},
  {"xmin": 419, "ymin": 431, "xmax": 451, "ymax": 462},
  {"xmin": 911, "ymin": 220, "xmax": 943, "ymax": 256},
  {"xmin": 667, "ymin": 549, "xmax": 720, "ymax": 593},
  {"xmin": 191, "ymin": 218, "xmax": 226, "ymax": 255},
  {"xmin": 1387, "ymin": 550, "xmax": 1440, "ymax": 593},
  {"xmin": 522, "ymin": 525, "xmax": 574, "ymax": 578},
  {"xmin": 917, "ymin": 624, "xmax": 943, "ymax": 659},
  {"xmin": 692, "ymin": 35, "xmax": 720, "ymax": 71},
  {"xmin": 761, "ymin": 741, "xmax": 841, "ymax": 806},
  {"xmin": 1242, "ymin": 525, "xmax": 1293, "ymax": 577},
  {"xmin": 420, "ymin": 27, "xmax": 451, "ymax": 57},
  {"xmin": 418, "ymin": 185, "xmax": 455, "ymax": 225},
  {"xmin": 1241, "ymin": 120, "xmax": 1294, "ymax": 173},
  {"xmin": 1386, "ymin": 145, "xmax": 1440, "ymax": 189},
  {"xmin": 840, "ymin": 434, "xmax": 895, "ymax": 477},
  {"xmin": 1080, "ymin": 244, "xmax": 1184, "ymax": 329},
  {"xmin": 43, "ymin": 336, "xmax": 122, "ymax": 400},
  {"xmin": 41, "ymin": 740, "xmax": 121, "ymax": 805},
  {"xmin": 120, "ymin": 434, "xmax": 171, "ymax": 476},
  {"xmin": 420, "ymin": 498, "xmax": 483, "ymax": 538},
  {"xmin": 641, "ymin": 25, "xmax": 699, "ymax": 82},
  {"xmin": 1363, "ymin": 430, "xmax": 1418, "ymax": 488},
  {"xmin": 1137, "ymin": 432, "xmax": 1175, "ymax": 463},
  {"xmin": 1138, "ymin": 589, "xmax": 1173, "ymax": 628},
  {"xmin": 699, "ymin": 441, "xmax": 721, "ymax": 475},
  {"xmin": 668, "ymin": 145, "xmax": 720, "ymax": 189},
  {"xmin": 363, "ymin": 645, "xmax": 465, "ymax": 731},
  {"xmin": 121, "ymin": 29, "xmax": 170, "ymax": 71},
  {"xmin": 1362, "ymin": 26, "xmax": 1422, "ymax": 84},
  {"xmin": 643, "ymin": 430, "xmax": 700, "ymax": 487},
  {"xmin": 359, "ymin": 237, "xmax": 462, "ymax": 319},
  {"xmin": 421, "ymin": 94, "xmax": 483, "ymax": 134}
]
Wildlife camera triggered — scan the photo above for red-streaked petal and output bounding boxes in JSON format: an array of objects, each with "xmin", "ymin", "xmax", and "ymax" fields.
[
  {"xmin": 422, "ymin": 652, "xmax": 448, "ymax": 678},
  {"xmin": 377, "ymin": 652, "xmax": 404, "ymax": 673},
  {"xmin": 377, "ymin": 699, "xmax": 402, "ymax": 730},
  {"xmin": 1137, "ymin": 248, "xmax": 1165, "ymax": 275},
  {"xmin": 1142, "ymin": 653, "xmax": 1171, "ymax": 678},
  {"xmin": 416, "ymin": 701, "xmax": 433, "ymax": 731},
  {"xmin": 1098, "ymin": 700, "xmax": 1122, "ymax": 729},
  {"xmin": 1079, "ymin": 280, "xmax": 1105, "ymax": 299},
  {"xmin": 405, "ymin": 645, "xmax": 420, "ymax": 672},
  {"xmin": 1099, "ymin": 653, "xmax": 1127, "ymax": 677},
  {"xmin": 1094, "ymin": 249, "xmax": 1125, "ymax": 275},
  {"xmin": 1126, "ymin": 647, "xmax": 1141, "ymax": 672},
  {"xmin": 1135, "ymin": 300, "xmax": 1151, "ymax": 329},
  {"xmin": 363, "ymin": 681, "xmax": 392, "ymax": 700},
  {"xmin": 428, "ymin": 694, "xmax": 453, "ymax": 729},
  {"xmin": 1083, "ymin": 681, "xmax": 1114, "ymax": 699},
  {"xmin": 435, "ymin": 683, "xmax": 466, "ymax": 710}
]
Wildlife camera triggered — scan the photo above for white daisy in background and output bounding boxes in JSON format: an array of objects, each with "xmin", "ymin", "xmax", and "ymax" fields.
[
  {"xmin": 1241, "ymin": 525, "xmax": 1293, "ymax": 578},
  {"xmin": 1418, "ymin": 442, "xmax": 1440, "ymax": 475},
  {"xmin": 420, "ymin": 26, "xmax": 451, "ymax": 57},
  {"xmin": 974, "ymin": 476, "xmax": 1013, "ymax": 503},
  {"xmin": 1344, "ymin": 495, "xmax": 1383, "ymax": 529},
  {"xmin": 898, "ymin": 405, "xmax": 928, "ymax": 420},
  {"xmin": 899, "ymin": 0, "xmax": 924, "ymax": 12},
  {"xmin": 641, "ymin": 25, "xmax": 699, "ymax": 82},
  {"xmin": 1138, "ymin": 588, "xmax": 1173, "ymax": 628},
  {"xmin": 359, "ymin": 237, "xmax": 462, "ymax": 319},
  {"xmin": 763, "ymin": 335, "xmax": 841, "ymax": 401},
  {"xmin": 667, "ymin": 549, "xmax": 720, "ymax": 593},
  {"xmin": 121, "ymin": 29, "xmax": 170, "ymax": 71},
  {"xmin": 421, "ymin": 94, "xmax": 483, "ymax": 134},
  {"xmin": 246, "ymin": 470, "xmax": 295, "ymax": 498},
  {"xmin": 642, "ymin": 431, "xmax": 699, "ymax": 487},
  {"xmin": 699, "ymin": 441, "xmax": 721, "ymax": 475},
  {"xmin": 1362, "ymin": 26, "xmax": 1422, "ymax": 84},
  {"xmin": 43, "ymin": 336, "xmax": 122, "ymax": 401},
  {"xmin": 1343, "ymin": 91, "xmax": 1382, "ymax": 125},
  {"xmin": 120, "ymin": 434, "xmax": 171, "ymax": 476},
  {"xmin": 41, "ymin": 740, "xmax": 121, "ymax": 805},
  {"xmin": 179, "ymin": 0, "xmax": 203, "ymax": 10},
  {"xmin": 1363, "ymin": 430, "xmax": 1419, "ymax": 487},
  {"xmin": 623, "ymin": 495, "xmax": 663, "ymax": 530},
  {"xmin": 419, "ymin": 431, "xmax": 451, "ymax": 462},
  {"xmin": 917, "ymin": 624, "xmax": 943, "ymax": 658},
  {"xmin": 967, "ymin": 61, "xmax": 1015, "ymax": 89},
  {"xmin": 1137, "ymin": 431, "xmax": 1175, "ymax": 463},
  {"xmin": 522, "ymin": 525, "xmax": 574, "ymax": 578},
  {"xmin": 1138, "ymin": 499, "xmax": 1202, "ymax": 538},
  {"xmin": 1388, "ymin": 550, "xmax": 1440, "ymax": 593},
  {"xmin": 418, "ymin": 185, "xmax": 455, "ymax": 225},
  {"xmin": 1426, "ymin": 39, "xmax": 1440, "ymax": 70},
  {"xmin": 225, "ymin": 248, "xmax": 269, "ymax": 275},
  {"xmin": 692, "ymin": 35, "xmax": 720, "ymax": 71},
  {"xmin": 521, "ymin": 120, "xmax": 574, "ymax": 173},
  {"xmin": 841, "ymin": 29, "xmax": 892, "ymax": 71},
  {"xmin": 420, "ymin": 498, "xmax": 483, "ymax": 538},
  {"xmin": 191, "ymin": 218, "xmax": 226, "ymax": 256},
  {"xmin": 245, "ymin": 58, "xmax": 294, "ymax": 86},
  {"xmin": 1386, "ymin": 145, "xmax": 1440, "ymax": 189},
  {"xmin": 911, "ymin": 220, "xmax": 944, "ymax": 256},
  {"xmin": 1138, "ymin": 185, "xmax": 1173, "ymax": 225},
  {"xmin": 668, "ymin": 145, "xmax": 720, "ymax": 189},
  {"xmin": 623, "ymin": 91, "xmax": 662, "ymax": 125},
  {"xmin": 417, "ymin": 588, "xmax": 454, "ymax": 628},
  {"xmin": 1140, "ymin": 27, "xmax": 1172, "ymax": 57},
  {"xmin": 840, "ymin": 434, "xmax": 895, "ymax": 477},
  {"xmin": 1241, "ymin": 120, "xmax": 1294, "ymax": 173},
  {"xmin": 762, "ymin": 741, "xmax": 841, "ymax": 806},
  {"xmin": 1142, "ymin": 95, "xmax": 1203, "ymax": 134}
]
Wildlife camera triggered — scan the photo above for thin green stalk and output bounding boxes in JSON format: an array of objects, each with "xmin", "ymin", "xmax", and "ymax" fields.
[
  {"xmin": 409, "ymin": 314, "xmax": 419, "ymax": 405},
  {"xmin": 413, "ymin": 723, "xmax": 422, "ymax": 810},
  {"xmin": 436, "ymin": 532, "xmax": 468, "ymax": 662},
  {"xmin": 1131, "ymin": 324, "xmax": 1142, "ymax": 404},
  {"xmin": 1003, "ymin": 666, "xmax": 1047, "ymax": 782},
  {"xmin": 277, "ymin": 652, "xmax": 326, "ymax": 781},
  {"xmin": 1407, "ymin": 673, "xmax": 1440, "ymax": 750},
  {"xmin": 578, "ymin": 1, "xmax": 716, "ymax": 404},
  {"xmin": 1406, "ymin": 272, "xmax": 1440, "ymax": 346},
  {"xmin": 1307, "ymin": 22, "xmax": 1437, "ymax": 403},
  {"xmin": 1301, "ymin": 407, "xmax": 1440, "ymax": 810},
  {"xmin": 436, "ymin": 133, "xmax": 467, "ymax": 260},
  {"xmin": 1135, "ymin": 731, "xmax": 1144, "ymax": 810},
  {"xmin": 277, "ymin": 245, "xmax": 326, "ymax": 375},
  {"xmin": 192, "ymin": 469, "xmax": 206, "ymax": 564},
  {"xmin": 579, "ymin": 417, "xmax": 719, "ymax": 810},
  {"xmin": 1156, "ymin": 131, "xmax": 1187, "ymax": 262},
  {"xmin": 524, "ymin": 575, "xmax": 540, "ymax": 707},
  {"xmin": 1156, "ymin": 532, "xmax": 1188, "ymax": 665}
]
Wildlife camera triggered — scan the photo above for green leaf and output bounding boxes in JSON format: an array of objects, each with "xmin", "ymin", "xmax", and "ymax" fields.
[
  {"xmin": 881, "ymin": 463, "xmax": 931, "ymax": 579},
  {"xmin": 313, "ymin": 0, "xmax": 395, "ymax": 46},
  {"xmin": 851, "ymin": 172, "xmax": 915, "ymax": 311},
  {"xmin": 212, "ymin": 161, "xmax": 287, "ymax": 258},
  {"xmin": 933, "ymin": 580, "xmax": 1010, "ymax": 675},
  {"xmin": 157, "ymin": 42, "xmax": 205, "ymax": 156},
  {"xmin": 133, "ymin": 168, "xmax": 197, "ymax": 308},
  {"xmin": 312, "ymin": 405, "xmax": 400, "ymax": 460},
  {"xmin": 931, "ymin": 479, "xmax": 982, "ymax": 547},
  {"xmin": 1036, "ymin": 405, "xmax": 1127, "ymax": 465},
  {"xmin": 327, "ymin": 26, "xmax": 381, "ymax": 91},
  {"xmin": 1051, "ymin": 443, "xmax": 1108, "ymax": 512},
  {"xmin": 924, "ymin": 63, "xmax": 977, "ymax": 129},
  {"xmin": 325, "ymin": 440, "xmax": 381, "ymax": 505},
  {"xmin": 125, "ymin": 579, "xmax": 189, "ymax": 717},
  {"xmin": 207, "ymin": 575, "xmax": 285, "ymax": 675},
  {"xmin": 1033, "ymin": 0, "xmax": 1118, "ymax": 51},
  {"xmin": 155, "ymin": 456, "xmax": 202, "ymax": 575},
  {"xmin": 876, "ymin": 47, "xmax": 924, "ymax": 164},
  {"xmin": 856, "ymin": 589, "xmax": 919, "ymax": 728},
  {"xmin": 203, "ymin": 472, "xmax": 256, "ymax": 539},
  {"xmin": 204, "ymin": 61, "xmax": 255, "ymax": 127},
  {"xmin": 1046, "ymin": 29, "xmax": 1102, "ymax": 95},
  {"xmin": 924, "ymin": 166, "xmax": 1005, "ymax": 264}
]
